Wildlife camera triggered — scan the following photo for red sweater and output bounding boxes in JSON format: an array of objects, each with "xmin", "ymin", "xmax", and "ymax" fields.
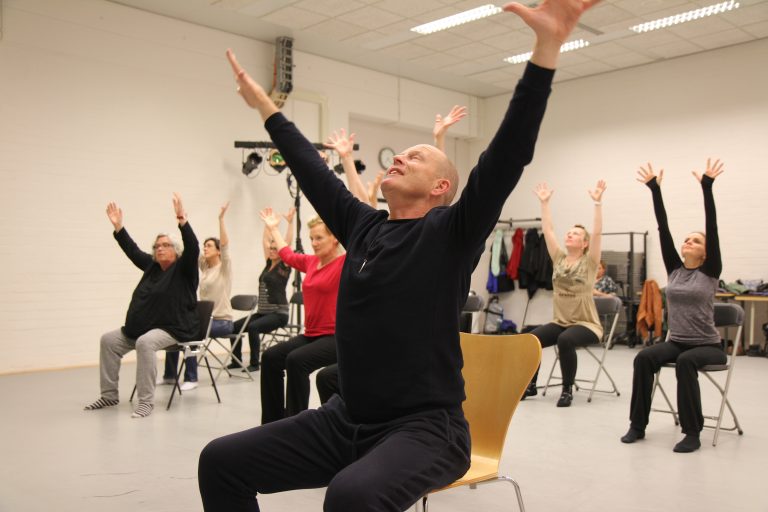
[{"xmin": 278, "ymin": 247, "xmax": 345, "ymax": 337}]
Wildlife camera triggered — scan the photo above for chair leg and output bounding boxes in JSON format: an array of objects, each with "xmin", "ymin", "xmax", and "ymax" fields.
[
  {"xmin": 167, "ymin": 357, "xmax": 185, "ymax": 410},
  {"xmin": 129, "ymin": 385, "xmax": 136, "ymax": 402},
  {"xmin": 542, "ymin": 347, "xmax": 560, "ymax": 397},
  {"xmin": 651, "ymin": 372, "xmax": 679, "ymax": 425},
  {"xmin": 204, "ymin": 356, "xmax": 222, "ymax": 404}
]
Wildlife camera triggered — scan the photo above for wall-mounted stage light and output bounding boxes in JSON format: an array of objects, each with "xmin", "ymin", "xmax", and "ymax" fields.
[
  {"xmin": 268, "ymin": 149, "xmax": 287, "ymax": 173},
  {"xmin": 333, "ymin": 160, "xmax": 366, "ymax": 175},
  {"xmin": 242, "ymin": 151, "xmax": 263, "ymax": 176}
]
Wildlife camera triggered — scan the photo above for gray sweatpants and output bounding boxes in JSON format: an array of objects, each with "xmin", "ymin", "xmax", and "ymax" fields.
[{"xmin": 100, "ymin": 328, "xmax": 177, "ymax": 404}]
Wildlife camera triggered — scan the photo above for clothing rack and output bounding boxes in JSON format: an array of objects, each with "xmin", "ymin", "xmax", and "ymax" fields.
[{"xmin": 495, "ymin": 217, "xmax": 541, "ymax": 227}]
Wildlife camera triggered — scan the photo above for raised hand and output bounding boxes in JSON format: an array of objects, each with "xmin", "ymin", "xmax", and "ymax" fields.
[
  {"xmin": 219, "ymin": 201, "xmax": 230, "ymax": 220},
  {"xmin": 367, "ymin": 170, "xmax": 386, "ymax": 207},
  {"xmin": 259, "ymin": 207, "xmax": 281, "ymax": 230},
  {"xmin": 433, "ymin": 105, "xmax": 468, "ymax": 146},
  {"xmin": 692, "ymin": 157, "xmax": 725, "ymax": 182},
  {"xmin": 172, "ymin": 192, "xmax": 187, "ymax": 223},
  {"xmin": 504, "ymin": 0, "xmax": 600, "ymax": 43},
  {"xmin": 226, "ymin": 49, "xmax": 279, "ymax": 119},
  {"xmin": 283, "ymin": 206, "xmax": 296, "ymax": 224},
  {"xmin": 637, "ymin": 163, "xmax": 663, "ymax": 186},
  {"xmin": 534, "ymin": 182, "xmax": 554, "ymax": 202},
  {"xmin": 504, "ymin": 0, "xmax": 601, "ymax": 68},
  {"xmin": 106, "ymin": 202, "xmax": 123, "ymax": 231},
  {"xmin": 589, "ymin": 179, "xmax": 607, "ymax": 203},
  {"xmin": 324, "ymin": 129, "xmax": 355, "ymax": 158}
]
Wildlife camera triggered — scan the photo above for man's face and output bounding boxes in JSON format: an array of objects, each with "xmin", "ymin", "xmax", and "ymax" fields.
[{"xmin": 380, "ymin": 144, "xmax": 445, "ymax": 203}]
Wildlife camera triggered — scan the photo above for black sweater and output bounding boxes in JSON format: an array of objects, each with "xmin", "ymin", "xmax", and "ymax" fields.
[
  {"xmin": 265, "ymin": 63, "xmax": 553, "ymax": 423},
  {"xmin": 116, "ymin": 222, "xmax": 200, "ymax": 342}
]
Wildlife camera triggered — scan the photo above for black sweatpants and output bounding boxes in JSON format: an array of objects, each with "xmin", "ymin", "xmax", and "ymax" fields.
[
  {"xmin": 232, "ymin": 312, "xmax": 288, "ymax": 366},
  {"xmin": 260, "ymin": 334, "xmax": 336, "ymax": 424},
  {"xmin": 316, "ymin": 363, "xmax": 339, "ymax": 404},
  {"xmin": 629, "ymin": 341, "xmax": 726, "ymax": 435},
  {"xmin": 531, "ymin": 323, "xmax": 599, "ymax": 387},
  {"xmin": 198, "ymin": 395, "xmax": 471, "ymax": 512}
]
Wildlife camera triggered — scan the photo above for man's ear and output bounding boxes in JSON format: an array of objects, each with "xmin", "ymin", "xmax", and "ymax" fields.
[{"xmin": 431, "ymin": 178, "xmax": 451, "ymax": 197}]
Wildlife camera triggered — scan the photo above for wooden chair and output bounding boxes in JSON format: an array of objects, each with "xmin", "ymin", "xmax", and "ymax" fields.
[{"xmin": 415, "ymin": 332, "xmax": 541, "ymax": 512}]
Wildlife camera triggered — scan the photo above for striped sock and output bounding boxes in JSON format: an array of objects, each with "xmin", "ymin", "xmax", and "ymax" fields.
[
  {"xmin": 131, "ymin": 402, "xmax": 154, "ymax": 418},
  {"xmin": 84, "ymin": 397, "xmax": 119, "ymax": 410}
]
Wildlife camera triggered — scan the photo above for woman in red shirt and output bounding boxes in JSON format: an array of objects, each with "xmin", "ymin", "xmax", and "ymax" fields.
[{"xmin": 259, "ymin": 208, "xmax": 345, "ymax": 424}]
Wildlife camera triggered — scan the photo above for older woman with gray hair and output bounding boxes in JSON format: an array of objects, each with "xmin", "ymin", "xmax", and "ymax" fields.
[{"xmin": 84, "ymin": 193, "xmax": 199, "ymax": 418}]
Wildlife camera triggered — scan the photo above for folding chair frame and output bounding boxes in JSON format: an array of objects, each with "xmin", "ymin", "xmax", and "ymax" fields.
[
  {"xmin": 650, "ymin": 302, "xmax": 745, "ymax": 446},
  {"xmin": 542, "ymin": 296, "xmax": 622, "ymax": 402}
]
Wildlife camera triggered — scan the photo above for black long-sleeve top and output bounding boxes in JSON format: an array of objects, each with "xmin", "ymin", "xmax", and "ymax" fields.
[
  {"xmin": 265, "ymin": 63, "xmax": 553, "ymax": 423},
  {"xmin": 115, "ymin": 222, "xmax": 200, "ymax": 342},
  {"xmin": 648, "ymin": 176, "xmax": 721, "ymax": 345}
]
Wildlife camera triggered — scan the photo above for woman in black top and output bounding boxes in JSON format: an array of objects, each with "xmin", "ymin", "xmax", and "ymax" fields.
[
  {"xmin": 621, "ymin": 159, "xmax": 726, "ymax": 453},
  {"xmin": 229, "ymin": 207, "xmax": 295, "ymax": 372}
]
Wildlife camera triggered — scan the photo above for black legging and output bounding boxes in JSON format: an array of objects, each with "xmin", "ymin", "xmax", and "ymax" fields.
[
  {"xmin": 531, "ymin": 323, "xmax": 599, "ymax": 388},
  {"xmin": 231, "ymin": 312, "xmax": 288, "ymax": 366},
  {"xmin": 629, "ymin": 341, "xmax": 726, "ymax": 435},
  {"xmin": 260, "ymin": 334, "xmax": 336, "ymax": 424}
]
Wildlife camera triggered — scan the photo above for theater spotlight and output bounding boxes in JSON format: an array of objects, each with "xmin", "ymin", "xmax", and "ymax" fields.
[
  {"xmin": 333, "ymin": 160, "xmax": 366, "ymax": 175},
  {"xmin": 242, "ymin": 151, "xmax": 263, "ymax": 177}
]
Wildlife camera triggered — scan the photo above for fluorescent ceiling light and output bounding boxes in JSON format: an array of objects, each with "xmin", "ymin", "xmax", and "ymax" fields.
[
  {"xmin": 411, "ymin": 4, "xmax": 502, "ymax": 35},
  {"xmin": 504, "ymin": 39, "xmax": 590, "ymax": 65},
  {"xmin": 630, "ymin": 0, "xmax": 740, "ymax": 33}
]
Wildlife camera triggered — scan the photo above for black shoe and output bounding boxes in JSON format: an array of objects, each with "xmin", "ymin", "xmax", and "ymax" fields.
[
  {"xmin": 556, "ymin": 390, "xmax": 573, "ymax": 407},
  {"xmin": 673, "ymin": 434, "xmax": 701, "ymax": 453},
  {"xmin": 243, "ymin": 364, "xmax": 260, "ymax": 373},
  {"xmin": 226, "ymin": 362, "xmax": 241, "ymax": 370},
  {"xmin": 521, "ymin": 382, "xmax": 538, "ymax": 400},
  {"xmin": 621, "ymin": 427, "xmax": 646, "ymax": 444}
]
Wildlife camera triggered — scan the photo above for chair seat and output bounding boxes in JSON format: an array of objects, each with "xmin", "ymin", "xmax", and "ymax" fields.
[
  {"xmin": 661, "ymin": 362, "xmax": 729, "ymax": 372},
  {"xmin": 440, "ymin": 455, "xmax": 499, "ymax": 490}
]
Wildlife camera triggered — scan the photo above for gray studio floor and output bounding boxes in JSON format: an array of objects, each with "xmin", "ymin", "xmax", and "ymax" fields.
[{"xmin": 1, "ymin": 344, "xmax": 767, "ymax": 512}]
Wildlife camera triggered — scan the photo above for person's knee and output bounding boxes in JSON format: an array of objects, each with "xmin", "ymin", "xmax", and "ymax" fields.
[
  {"xmin": 633, "ymin": 349, "xmax": 654, "ymax": 371},
  {"xmin": 100, "ymin": 332, "xmax": 116, "ymax": 351},
  {"xmin": 261, "ymin": 347, "xmax": 280, "ymax": 368},
  {"xmin": 675, "ymin": 354, "xmax": 698, "ymax": 375},
  {"xmin": 285, "ymin": 352, "xmax": 308, "ymax": 375},
  {"xmin": 324, "ymin": 478, "xmax": 385, "ymax": 512}
]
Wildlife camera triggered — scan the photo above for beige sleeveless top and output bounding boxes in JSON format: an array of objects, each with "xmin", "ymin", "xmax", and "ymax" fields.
[{"xmin": 551, "ymin": 249, "xmax": 602, "ymax": 339}]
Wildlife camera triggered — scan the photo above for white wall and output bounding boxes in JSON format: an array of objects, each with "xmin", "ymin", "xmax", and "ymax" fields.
[
  {"xmin": 0, "ymin": 0, "xmax": 475, "ymax": 373},
  {"xmin": 470, "ymin": 38, "xmax": 768, "ymax": 329}
]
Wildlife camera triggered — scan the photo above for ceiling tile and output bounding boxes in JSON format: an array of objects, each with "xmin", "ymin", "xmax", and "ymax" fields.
[
  {"xmin": 408, "ymin": 52, "xmax": 464, "ymax": 69},
  {"xmin": 598, "ymin": 51, "xmax": 656, "ymax": 68},
  {"xmin": 379, "ymin": 42, "xmax": 435, "ymax": 60},
  {"xmin": 690, "ymin": 28, "xmax": 755, "ymax": 50},
  {"xmin": 295, "ymin": 0, "xmax": 367, "ymax": 17},
  {"xmin": 301, "ymin": 19, "xmax": 369, "ymax": 41},
  {"xmin": 337, "ymin": 5, "xmax": 405, "ymax": 30},
  {"xmin": 413, "ymin": 32, "xmax": 474, "ymax": 51},
  {"xmin": 444, "ymin": 41, "xmax": 500, "ymax": 59},
  {"xmin": 644, "ymin": 39, "xmax": 703, "ymax": 59},
  {"xmin": 742, "ymin": 19, "xmax": 768, "ymax": 37},
  {"xmin": 260, "ymin": 6, "xmax": 328, "ymax": 29}
]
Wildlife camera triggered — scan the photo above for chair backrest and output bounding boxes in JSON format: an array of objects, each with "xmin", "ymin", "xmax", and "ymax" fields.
[
  {"xmin": 195, "ymin": 300, "xmax": 215, "ymax": 340},
  {"xmin": 713, "ymin": 302, "xmax": 744, "ymax": 328},
  {"xmin": 230, "ymin": 294, "xmax": 258, "ymax": 312},
  {"xmin": 594, "ymin": 295, "xmax": 622, "ymax": 316},
  {"xmin": 290, "ymin": 292, "xmax": 303, "ymax": 305},
  {"xmin": 459, "ymin": 332, "xmax": 542, "ymax": 463}
]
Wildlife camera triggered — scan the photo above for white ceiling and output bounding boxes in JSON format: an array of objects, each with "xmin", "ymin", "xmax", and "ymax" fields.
[{"xmin": 108, "ymin": 0, "xmax": 768, "ymax": 97}]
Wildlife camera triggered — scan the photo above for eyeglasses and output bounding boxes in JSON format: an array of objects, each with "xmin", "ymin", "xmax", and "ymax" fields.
[{"xmin": 153, "ymin": 242, "xmax": 174, "ymax": 250}]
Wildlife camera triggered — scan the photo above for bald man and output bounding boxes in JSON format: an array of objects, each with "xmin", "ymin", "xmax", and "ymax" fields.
[{"xmin": 200, "ymin": 1, "xmax": 600, "ymax": 511}]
